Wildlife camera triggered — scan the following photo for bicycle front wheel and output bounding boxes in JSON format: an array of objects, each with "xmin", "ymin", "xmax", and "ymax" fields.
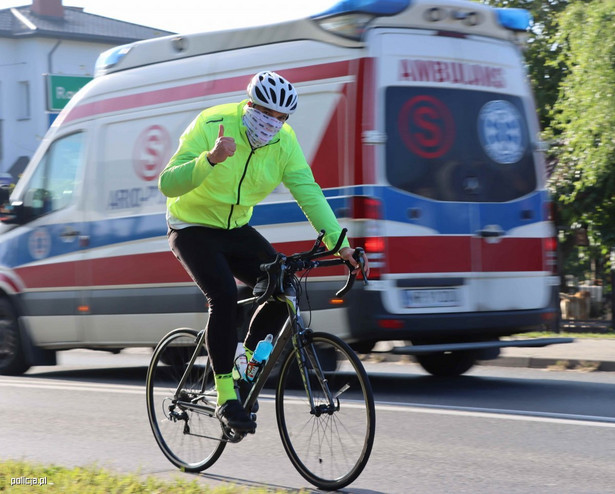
[
  {"xmin": 146, "ymin": 328, "xmax": 226, "ymax": 472},
  {"xmin": 276, "ymin": 332, "xmax": 376, "ymax": 491}
]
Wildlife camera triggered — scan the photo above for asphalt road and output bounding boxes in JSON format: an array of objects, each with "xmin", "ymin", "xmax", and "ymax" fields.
[{"xmin": 1, "ymin": 350, "xmax": 615, "ymax": 493}]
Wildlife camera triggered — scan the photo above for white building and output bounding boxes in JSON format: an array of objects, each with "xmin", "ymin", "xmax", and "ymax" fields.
[{"xmin": 0, "ymin": 0, "xmax": 172, "ymax": 181}]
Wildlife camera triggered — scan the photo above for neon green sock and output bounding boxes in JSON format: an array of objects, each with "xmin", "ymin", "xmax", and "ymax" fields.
[
  {"xmin": 244, "ymin": 346, "xmax": 254, "ymax": 362},
  {"xmin": 214, "ymin": 373, "xmax": 236, "ymax": 405}
]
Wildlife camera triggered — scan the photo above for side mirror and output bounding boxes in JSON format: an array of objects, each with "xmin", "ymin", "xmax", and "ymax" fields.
[
  {"xmin": 0, "ymin": 201, "xmax": 26, "ymax": 225},
  {"xmin": 0, "ymin": 185, "xmax": 10, "ymax": 205}
]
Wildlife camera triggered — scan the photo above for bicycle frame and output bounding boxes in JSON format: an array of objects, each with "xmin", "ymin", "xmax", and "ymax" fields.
[
  {"xmin": 147, "ymin": 229, "xmax": 374, "ymax": 489},
  {"xmin": 241, "ymin": 280, "xmax": 337, "ymax": 417},
  {"xmin": 170, "ymin": 228, "xmax": 366, "ymax": 432},
  {"xmin": 170, "ymin": 277, "xmax": 336, "ymax": 429}
]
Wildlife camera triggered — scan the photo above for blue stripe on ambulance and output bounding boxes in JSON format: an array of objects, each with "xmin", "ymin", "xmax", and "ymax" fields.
[{"xmin": 4, "ymin": 185, "xmax": 547, "ymax": 269}]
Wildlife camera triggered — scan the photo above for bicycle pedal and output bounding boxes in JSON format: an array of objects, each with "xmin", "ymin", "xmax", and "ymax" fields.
[{"xmin": 222, "ymin": 425, "xmax": 245, "ymax": 443}]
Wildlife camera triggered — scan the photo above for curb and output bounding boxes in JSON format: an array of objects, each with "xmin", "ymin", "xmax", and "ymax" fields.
[
  {"xmin": 363, "ymin": 353, "xmax": 615, "ymax": 372},
  {"xmin": 479, "ymin": 356, "xmax": 615, "ymax": 372}
]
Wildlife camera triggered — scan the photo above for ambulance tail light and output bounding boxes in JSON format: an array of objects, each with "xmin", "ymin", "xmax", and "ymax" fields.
[
  {"xmin": 544, "ymin": 201, "xmax": 558, "ymax": 275},
  {"xmin": 352, "ymin": 196, "xmax": 385, "ymax": 279},
  {"xmin": 544, "ymin": 236, "xmax": 558, "ymax": 276},
  {"xmin": 312, "ymin": 0, "xmax": 411, "ymax": 40},
  {"xmin": 352, "ymin": 196, "xmax": 381, "ymax": 220}
]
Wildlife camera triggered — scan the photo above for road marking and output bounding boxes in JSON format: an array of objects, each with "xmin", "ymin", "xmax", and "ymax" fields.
[
  {"xmin": 377, "ymin": 401, "xmax": 615, "ymax": 428},
  {"xmin": 273, "ymin": 394, "xmax": 615, "ymax": 427},
  {"xmin": 0, "ymin": 378, "xmax": 142, "ymax": 395},
  {"xmin": 2, "ymin": 377, "xmax": 614, "ymax": 428}
]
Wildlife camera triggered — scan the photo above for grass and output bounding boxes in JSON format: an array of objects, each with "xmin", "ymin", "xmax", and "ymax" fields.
[
  {"xmin": 516, "ymin": 330, "xmax": 615, "ymax": 339},
  {"xmin": 0, "ymin": 460, "xmax": 299, "ymax": 493}
]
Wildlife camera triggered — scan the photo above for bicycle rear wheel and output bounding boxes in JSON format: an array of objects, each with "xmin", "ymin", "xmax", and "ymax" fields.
[
  {"xmin": 276, "ymin": 332, "xmax": 376, "ymax": 490},
  {"xmin": 146, "ymin": 328, "xmax": 226, "ymax": 472}
]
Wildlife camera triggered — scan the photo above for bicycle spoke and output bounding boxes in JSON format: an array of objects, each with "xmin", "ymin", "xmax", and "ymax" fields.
[
  {"xmin": 276, "ymin": 333, "xmax": 375, "ymax": 490},
  {"xmin": 146, "ymin": 329, "xmax": 226, "ymax": 472}
]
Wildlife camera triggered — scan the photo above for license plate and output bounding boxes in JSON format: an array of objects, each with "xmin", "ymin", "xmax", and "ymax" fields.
[{"xmin": 404, "ymin": 288, "xmax": 460, "ymax": 308}]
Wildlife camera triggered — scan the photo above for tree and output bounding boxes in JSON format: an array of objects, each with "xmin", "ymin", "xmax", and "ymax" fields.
[
  {"xmin": 479, "ymin": 0, "xmax": 571, "ymax": 129},
  {"xmin": 481, "ymin": 1, "xmax": 614, "ymax": 295},
  {"xmin": 547, "ymin": 0, "xmax": 615, "ymax": 283}
]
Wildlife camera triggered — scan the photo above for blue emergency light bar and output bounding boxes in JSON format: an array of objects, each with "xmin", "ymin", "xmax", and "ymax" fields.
[
  {"xmin": 95, "ymin": 44, "xmax": 132, "ymax": 76},
  {"xmin": 495, "ymin": 8, "xmax": 533, "ymax": 31},
  {"xmin": 314, "ymin": 0, "xmax": 411, "ymax": 18}
]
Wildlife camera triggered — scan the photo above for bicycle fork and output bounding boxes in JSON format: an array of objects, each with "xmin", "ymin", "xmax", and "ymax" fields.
[
  {"xmin": 278, "ymin": 288, "xmax": 339, "ymax": 416},
  {"xmin": 293, "ymin": 329, "xmax": 339, "ymax": 416}
]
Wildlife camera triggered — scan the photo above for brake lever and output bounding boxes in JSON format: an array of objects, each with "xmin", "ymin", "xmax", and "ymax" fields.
[
  {"xmin": 334, "ymin": 247, "xmax": 368, "ymax": 298},
  {"xmin": 310, "ymin": 228, "xmax": 348, "ymax": 260},
  {"xmin": 335, "ymin": 266, "xmax": 356, "ymax": 298},
  {"xmin": 305, "ymin": 230, "xmax": 326, "ymax": 257},
  {"xmin": 256, "ymin": 254, "xmax": 286, "ymax": 305},
  {"xmin": 354, "ymin": 247, "xmax": 368, "ymax": 286}
]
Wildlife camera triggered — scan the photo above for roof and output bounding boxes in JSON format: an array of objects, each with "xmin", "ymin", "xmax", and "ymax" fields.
[
  {"xmin": 97, "ymin": 16, "xmax": 362, "ymax": 76},
  {"xmin": 98, "ymin": 0, "xmax": 522, "ymax": 76},
  {"xmin": 0, "ymin": 4, "xmax": 174, "ymax": 44}
]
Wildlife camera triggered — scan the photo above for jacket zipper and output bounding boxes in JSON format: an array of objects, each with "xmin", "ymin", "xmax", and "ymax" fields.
[{"xmin": 226, "ymin": 149, "xmax": 255, "ymax": 229}]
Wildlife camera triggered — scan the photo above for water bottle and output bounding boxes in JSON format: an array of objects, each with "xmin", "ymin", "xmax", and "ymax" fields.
[
  {"xmin": 245, "ymin": 334, "xmax": 274, "ymax": 382},
  {"xmin": 232, "ymin": 342, "xmax": 248, "ymax": 381}
]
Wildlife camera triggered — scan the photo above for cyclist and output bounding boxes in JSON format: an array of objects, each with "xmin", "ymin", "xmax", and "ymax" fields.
[{"xmin": 158, "ymin": 71, "xmax": 369, "ymax": 432}]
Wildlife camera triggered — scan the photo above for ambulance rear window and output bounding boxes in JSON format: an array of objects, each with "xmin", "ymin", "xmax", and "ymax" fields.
[{"xmin": 385, "ymin": 87, "xmax": 536, "ymax": 202}]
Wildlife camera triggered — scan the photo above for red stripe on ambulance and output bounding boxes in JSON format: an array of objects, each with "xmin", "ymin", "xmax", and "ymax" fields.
[
  {"xmin": 386, "ymin": 236, "xmax": 544, "ymax": 274},
  {"xmin": 63, "ymin": 61, "xmax": 355, "ymax": 125}
]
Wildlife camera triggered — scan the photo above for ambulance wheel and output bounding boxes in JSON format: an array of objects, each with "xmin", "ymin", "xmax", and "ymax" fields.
[
  {"xmin": 415, "ymin": 350, "xmax": 476, "ymax": 377},
  {"xmin": 349, "ymin": 341, "xmax": 375, "ymax": 354},
  {"xmin": 0, "ymin": 298, "xmax": 30, "ymax": 375}
]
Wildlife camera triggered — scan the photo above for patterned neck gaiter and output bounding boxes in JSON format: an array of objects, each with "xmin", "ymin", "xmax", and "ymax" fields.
[{"xmin": 243, "ymin": 106, "xmax": 284, "ymax": 148}]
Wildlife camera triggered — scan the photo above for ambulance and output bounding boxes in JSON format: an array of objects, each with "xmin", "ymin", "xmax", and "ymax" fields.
[{"xmin": 0, "ymin": 0, "xmax": 565, "ymax": 376}]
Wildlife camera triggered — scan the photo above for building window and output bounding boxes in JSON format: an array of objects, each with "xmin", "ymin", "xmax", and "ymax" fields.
[{"xmin": 18, "ymin": 81, "xmax": 31, "ymax": 120}]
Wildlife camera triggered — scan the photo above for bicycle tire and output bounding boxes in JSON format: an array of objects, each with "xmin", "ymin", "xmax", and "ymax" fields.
[
  {"xmin": 275, "ymin": 332, "xmax": 376, "ymax": 490},
  {"xmin": 146, "ymin": 328, "xmax": 226, "ymax": 472}
]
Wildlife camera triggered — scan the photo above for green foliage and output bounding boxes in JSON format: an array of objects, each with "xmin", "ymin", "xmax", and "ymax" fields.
[
  {"xmin": 478, "ymin": 0, "xmax": 571, "ymax": 129},
  {"xmin": 479, "ymin": 1, "xmax": 614, "ymax": 287},
  {"xmin": 0, "ymin": 460, "xmax": 297, "ymax": 494},
  {"xmin": 547, "ymin": 0, "xmax": 615, "ymax": 277}
]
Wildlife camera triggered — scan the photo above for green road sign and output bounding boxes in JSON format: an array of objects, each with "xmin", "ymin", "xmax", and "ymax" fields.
[{"xmin": 46, "ymin": 74, "xmax": 92, "ymax": 111}]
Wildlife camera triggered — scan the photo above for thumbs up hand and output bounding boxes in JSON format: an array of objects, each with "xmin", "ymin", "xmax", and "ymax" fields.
[{"xmin": 207, "ymin": 124, "xmax": 236, "ymax": 165}]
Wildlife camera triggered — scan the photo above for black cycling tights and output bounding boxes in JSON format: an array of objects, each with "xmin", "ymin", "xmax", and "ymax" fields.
[{"xmin": 168, "ymin": 225, "xmax": 287, "ymax": 375}]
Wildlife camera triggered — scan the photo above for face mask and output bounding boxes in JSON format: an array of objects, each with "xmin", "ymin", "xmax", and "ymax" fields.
[{"xmin": 243, "ymin": 106, "xmax": 284, "ymax": 148}]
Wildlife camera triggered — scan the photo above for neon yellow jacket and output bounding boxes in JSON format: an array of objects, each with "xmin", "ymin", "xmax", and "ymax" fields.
[{"xmin": 158, "ymin": 100, "xmax": 349, "ymax": 251}]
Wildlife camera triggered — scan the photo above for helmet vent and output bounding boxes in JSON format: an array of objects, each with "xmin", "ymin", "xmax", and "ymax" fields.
[
  {"xmin": 254, "ymin": 86, "xmax": 267, "ymax": 103},
  {"xmin": 247, "ymin": 70, "xmax": 299, "ymax": 114},
  {"xmin": 268, "ymin": 87, "xmax": 277, "ymax": 104}
]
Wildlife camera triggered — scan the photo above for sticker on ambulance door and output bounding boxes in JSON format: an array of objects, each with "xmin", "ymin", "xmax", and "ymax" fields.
[
  {"xmin": 398, "ymin": 95, "xmax": 455, "ymax": 159},
  {"xmin": 132, "ymin": 125, "xmax": 172, "ymax": 182},
  {"xmin": 477, "ymin": 100, "xmax": 526, "ymax": 164},
  {"xmin": 29, "ymin": 228, "xmax": 51, "ymax": 260}
]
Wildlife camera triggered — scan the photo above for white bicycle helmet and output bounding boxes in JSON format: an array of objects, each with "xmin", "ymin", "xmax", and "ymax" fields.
[{"xmin": 247, "ymin": 71, "xmax": 298, "ymax": 114}]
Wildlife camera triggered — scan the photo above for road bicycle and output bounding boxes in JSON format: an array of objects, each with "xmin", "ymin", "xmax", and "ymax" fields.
[{"xmin": 145, "ymin": 229, "xmax": 375, "ymax": 490}]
